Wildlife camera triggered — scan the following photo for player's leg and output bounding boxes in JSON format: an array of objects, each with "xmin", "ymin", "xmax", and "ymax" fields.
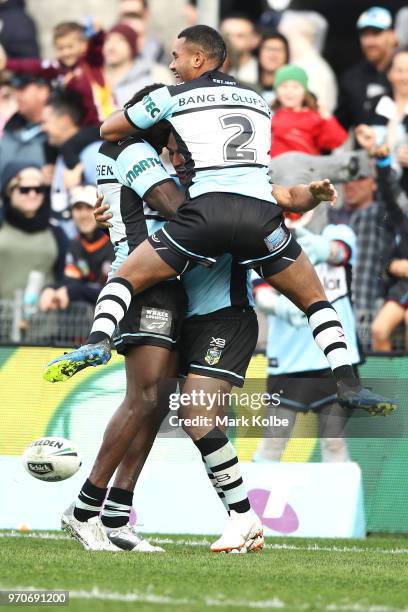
[
  {"xmin": 98, "ymin": 351, "xmax": 178, "ymax": 553},
  {"xmin": 61, "ymin": 344, "xmax": 172, "ymax": 551},
  {"xmin": 177, "ymin": 307, "xmax": 263, "ymax": 552},
  {"xmin": 260, "ymin": 251, "xmax": 396, "ymax": 416},
  {"xmin": 179, "ymin": 374, "xmax": 263, "ymax": 553},
  {"xmin": 44, "ymin": 242, "xmax": 179, "ymax": 382},
  {"xmin": 371, "ymin": 300, "xmax": 405, "ymax": 351}
]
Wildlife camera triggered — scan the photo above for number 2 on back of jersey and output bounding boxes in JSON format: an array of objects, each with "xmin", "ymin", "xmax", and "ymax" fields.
[{"xmin": 219, "ymin": 114, "xmax": 257, "ymax": 163}]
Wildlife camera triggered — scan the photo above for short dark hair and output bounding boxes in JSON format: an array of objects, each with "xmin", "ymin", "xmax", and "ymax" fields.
[
  {"xmin": 258, "ymin": 30, "xmax": 290, "ymax": 64},
  {"xmin": 125, "ymin": 83, "xmax": 171, "ymax": 153},
  {"xmin": 46, "ymin": 90, "xmax": 86, "ymax": 127},
  {"xmin": 178, "ymin": 25, "xmax": 227, "ymax": 69},
  {"xmin": 124, "ymin": 82, "xmax": 164, "ymax": 108},
  {"xmin": 53, "ymin": 22, "xmax": 86, "ymax": 41}
]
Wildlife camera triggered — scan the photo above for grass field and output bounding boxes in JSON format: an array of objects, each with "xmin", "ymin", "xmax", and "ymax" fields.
[{"xmin": 0, "ymin": 531, "xmax": 407, "ymax": 611}]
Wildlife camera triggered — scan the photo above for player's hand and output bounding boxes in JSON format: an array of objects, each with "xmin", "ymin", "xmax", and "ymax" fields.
[
  {"xmin": 94, "ymin": 194, "xmax": 112, "ymax": 228},
  {"xmin": 308, "ymin": 179, "xmax": 337, "ymax": 205},
  {"xmin": 355, "ymin": 124, "xmax": 376, "ymax": 153}
]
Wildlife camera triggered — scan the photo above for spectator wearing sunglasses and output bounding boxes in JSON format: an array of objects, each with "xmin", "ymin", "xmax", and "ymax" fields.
[{"xmin": 0, "ymin": 162, "xmax": 67, "ymax": 300}]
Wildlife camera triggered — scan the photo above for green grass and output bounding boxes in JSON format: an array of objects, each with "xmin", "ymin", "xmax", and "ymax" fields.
[{"xmin": 0, "ymin": 531, "xmax": 407, "ymax": 611}]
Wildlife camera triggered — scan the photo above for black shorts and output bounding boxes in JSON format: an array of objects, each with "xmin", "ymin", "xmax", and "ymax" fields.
[
  {"xmin": 113, "ymin": 279, "xmax": 187, "ymax": 355},
  {"xmin": 147, "ymin": 192, "xmax": 302, "ymax": 277},
  {"xmin": 268, "ymin": 367, "xmax": 359, "ymax": 412},
  {"xmin": 179, "ymin": 307, "xmax": 258, "ymax": 387}
]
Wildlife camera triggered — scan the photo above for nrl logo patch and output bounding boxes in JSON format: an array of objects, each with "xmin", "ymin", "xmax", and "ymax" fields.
[{"xmin": 204, "ymin": 337, "xmax": 226, "ymax": 365}]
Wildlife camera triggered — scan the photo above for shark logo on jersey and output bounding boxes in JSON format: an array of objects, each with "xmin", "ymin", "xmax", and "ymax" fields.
[{"xmin": 204, "ymin": 337, "xmax": 226, "ymax": 365}]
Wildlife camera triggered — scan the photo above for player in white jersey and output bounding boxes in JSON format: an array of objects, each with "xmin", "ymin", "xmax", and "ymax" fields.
[{"xmin": 45, "ymin": 27, "xmax": 395, "ymax": 420}]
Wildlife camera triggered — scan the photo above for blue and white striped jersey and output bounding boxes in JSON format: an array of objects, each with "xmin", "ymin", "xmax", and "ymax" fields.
[
  {"xmin": 96, "ymin": 138, "xmax": 253, "ymax": 317},
  {"xmin": 125, "ymin": 70, "xmax": 277, "ymax": 203}
]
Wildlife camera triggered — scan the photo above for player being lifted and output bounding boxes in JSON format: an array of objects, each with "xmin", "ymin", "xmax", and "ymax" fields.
[
  {"xmin": 59, "ymin": 115, "xmax": 344, "ymax": 554},
  {"xmin": 45, "ymin": 26, "xmax": 395, "ymax": 416}
]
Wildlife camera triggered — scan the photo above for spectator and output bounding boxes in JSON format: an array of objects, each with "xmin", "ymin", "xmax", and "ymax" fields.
[
  {"xmin": 335, "ymin": 7, "xmax": 397, "ymax": 130},
  {"xmin": 354, "ymin": 146, "xmax": 408, "ymax": 352},
  {"xmin": 270, "ymin": 65, "xmax": 347, "ymax": 158},
  {"xmin": 102, "ymin": 23, "xmax": 172, "ymax": 109},
  {"xmin": 118, "ymin": 0, "xmax": 167, "ymax": 65},
  {"xmin": 0, "ymin": 74, "xmax": 52, "ymax": 190},
  {"xmin": 40, "ymin": 185, "xmax": 114, "ymax": 311},
  {"xmin": 357, "ymin": 49, "xmax": 408, "ymax": 199},
  {"xmin": 41, "ymin": 91, "xmax": 102, "ymax": 236},
  {"xmin": 0, "ymin": 162, "xmax": 66, "ymax": 300},
  {"xmin": 0, "ymin": 22, "xmax": 106, "ymax": 125},
  {"xmin": 0, "ymin": 0, "xmax": 39, "ymax": 59},
  {"xmin": 329, "ymin": 170, "xmax": 391, "ymax": 328},
  {"xmin": 278, "ymin": 11, "xmax": 338, "ymax": 112},
  {"xmin": 256, "ymin": 31, "xmax": 289, "ymax": 106},
  {"xmin": 220, "ymin": 14, "xmax": 260, "ymax": 84},
  {"xmin": 0, "ymin": 70, "xmax": 17, "ymax": 136}
]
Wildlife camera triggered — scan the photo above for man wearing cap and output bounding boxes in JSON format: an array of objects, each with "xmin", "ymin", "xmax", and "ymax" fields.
[
  {"xmin": 40, "ymin": 185, "xmax": 114, "ymax": 312},
  {"xmin": 335, "ymin": 6, "xmax": 397, "ymax": 130},
  {"xmin": 0, "ymin": 74, "xmax": 52, "ymax": 190}
]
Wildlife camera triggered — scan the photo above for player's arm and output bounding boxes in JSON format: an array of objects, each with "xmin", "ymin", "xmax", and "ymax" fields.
[
  {"xmin": 101, "ymin": 86, "xmax": 173, "ymax": 141},
  {"xmin": 115, "ymin": 140, "xmax": 183, "ymax": 219},
  {"xmin": 273, "ymin": 179, "xmax": 337, "ymax": 213},
  {"xmin": 145, "ymin": 180, "xmax": 183, "ymax": 219}
]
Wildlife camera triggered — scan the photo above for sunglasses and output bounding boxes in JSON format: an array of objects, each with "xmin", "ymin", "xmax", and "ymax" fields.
[{"xmin": 17, "ymin": 186, "xmax": 45, "ymax": 195}]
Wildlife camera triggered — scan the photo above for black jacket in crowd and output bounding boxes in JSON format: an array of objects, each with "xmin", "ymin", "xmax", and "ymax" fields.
[
  {"xmin": 335, "ymin": 60, "xmax": 392, "ymax": 130},
  {"xmin": 0, "ymin": 0, "xmax": 39, "ymax": 58}
]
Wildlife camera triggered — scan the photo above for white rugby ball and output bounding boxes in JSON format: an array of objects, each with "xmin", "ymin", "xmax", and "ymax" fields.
[{"xmin": 22, "ymin": 436, "xmax": 81, "ymax": 482}]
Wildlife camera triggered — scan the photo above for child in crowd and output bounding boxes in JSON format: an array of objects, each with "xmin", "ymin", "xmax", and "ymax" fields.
[
  {"xmin": 0, "ymin": 22, "xmax": 106, "ymax": 126},
  {"xmin": 270, "ymin": 64, "xmax": 347, "ymax": 158}
]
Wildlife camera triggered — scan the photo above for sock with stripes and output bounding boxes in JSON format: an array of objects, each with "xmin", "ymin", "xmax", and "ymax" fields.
[
  {"xmin": 73, "ymin": 478, "xmax": 107, "ymax": 522},
  {"xmin": 194, "ymin": 428, "xmax": 250, "ymax": 514},
  {"xmin": 202, "ymin": 458, "xmax": 230, "ymax": 514},
  {"xmin": 101, "ymin": 487, "xmax": 133, "ymax": 529},
  {"xmin": 307, "ymin": 301, "xmax": 357, "ymax": 384},
  {"xmin": 87, "ymin": 277, "xmax": 133, "ymax": 344}
]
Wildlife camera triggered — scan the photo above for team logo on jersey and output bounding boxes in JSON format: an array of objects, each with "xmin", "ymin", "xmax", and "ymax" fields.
[
  {"xmin": 126, "ymin": 157, "xmax": 162, "ymax": 186},
  {"xmin": 140, "ymin": 307, "xmax": 172, "ymax": 335},
  {"xmin": 204, "ymin": 337, "xmax": 226, "ymax": 366},
  {"xmin": 142, "ymin": 94, "xmax": 160, "ymax": 118}
]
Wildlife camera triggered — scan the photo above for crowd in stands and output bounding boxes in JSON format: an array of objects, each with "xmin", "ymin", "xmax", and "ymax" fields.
[{"xmin": 0, "ymin": 0, "xmax": 408, "ymax": 353}]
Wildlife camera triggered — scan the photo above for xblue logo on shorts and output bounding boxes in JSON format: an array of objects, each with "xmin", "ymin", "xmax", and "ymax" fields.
[{"xmin": 264, "ymin": 224, "xmax": 288, "ymax": 253}]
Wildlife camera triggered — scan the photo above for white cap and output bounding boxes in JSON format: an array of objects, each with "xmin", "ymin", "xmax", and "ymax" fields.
[{"xmin": 69, "ymin": 185, "xmax": 97, "ymax": 208}]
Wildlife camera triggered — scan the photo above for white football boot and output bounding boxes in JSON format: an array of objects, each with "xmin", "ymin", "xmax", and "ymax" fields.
[
  {"xmin": 61, "ymin": 503, "xmax": 120, "ymax": 551},
  {"xmin": 105, "ymin": 525, "xmax": 165, "ymax": 552},
  {"xmin": 211, "ymin": 509, "xmax": 264, "ymax": 553}
]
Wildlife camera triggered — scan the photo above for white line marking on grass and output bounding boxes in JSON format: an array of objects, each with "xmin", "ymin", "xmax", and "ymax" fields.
[
  {"xmin": 0, "ymin": 587, "xmax": 406, "ymax": 611},
  {"xmin": 1, "ymin": 532, "xmax": 407, "ymax": 556}
]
